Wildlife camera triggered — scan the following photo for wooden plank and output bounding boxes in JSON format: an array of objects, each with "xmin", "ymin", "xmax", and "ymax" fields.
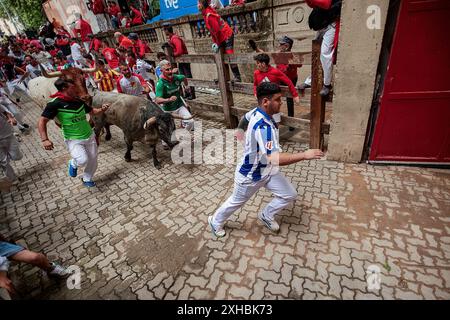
[
  {"xmin": 189, "ymin": 102, "xmax": 331, "ymax": 130},
  {"xmin": 309, "ymin": 39, "xmax": 326, "ymax": 150},
  {"xmin": 186, "ymin": 79, "xmax": 219, "ymax": 89},
  {"xmin": 224, "ymin": 51, "xmax": 311, "ymax": 65},
  {"xmin": 215, "ymin": 48, "xmax": 238, "ymax": 128},
  {"xmin": 227, "ymin": 81, "xmax": 301, "ymax": 98},
  {"xmin": 175, "ymin": 54, "xmax": 216, "ymax": 64}
]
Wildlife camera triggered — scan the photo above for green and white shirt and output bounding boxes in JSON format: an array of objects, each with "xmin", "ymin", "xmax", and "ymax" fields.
[
  {"xmin": 42, "ymin": 97, "xmax": 93, "ymax": 140},
  {"xmin": 155, "ymin": 74, "xmax": 185, "ymax": 112}
]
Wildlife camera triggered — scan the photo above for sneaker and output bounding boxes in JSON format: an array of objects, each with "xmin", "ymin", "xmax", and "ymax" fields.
[
  {"xmin": 22, "ymin": 123, "xmax": 30, "ymax": 129},
  {"xmin": 68, "ymin": 160, "xmax": 77, "ymax": 178},
  {"xmin": 82, "ymin": 180, "xmax": 96, "ymax": 188},
  {"xmin": 320, "ymin": 85, "xmax": 332, "ymax": 97},
  {"xmin": 208, "ymin": 216, "xmax": 226, "ymax": 238},
  {"xmin": 258, "ymin": 212, "xmax": 280, "ymax": 232},
  {"xmin": 47, "ymin": 262, "xmax": 73, "ymax": 278}
]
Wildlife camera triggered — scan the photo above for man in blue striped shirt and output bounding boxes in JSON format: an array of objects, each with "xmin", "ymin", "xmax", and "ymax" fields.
[{"xmin": 208, "ymin": 82, "xmax": 324, "ymax": 237}]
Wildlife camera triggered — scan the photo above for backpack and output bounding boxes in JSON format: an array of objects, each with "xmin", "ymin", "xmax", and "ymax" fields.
[{"xmin": 308, "ymin": 0, "xmax": 342, "ymax": 31}]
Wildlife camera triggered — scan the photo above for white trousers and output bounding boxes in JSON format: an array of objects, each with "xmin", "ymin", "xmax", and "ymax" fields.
[
  {"xmin": 212, "ymin": 171, "xmax": 297, "ymax": 228},
  {"xmin": 321, "ymin": 22, "xmax": 336, "ymax": 86},
  {"xmin": 171, "ymin": 105, "xmax": 194, "ymax": 131},
  {"xmin": 0, "ymin": 134, "xmax": 22, "ymax": 181},
  {"xmin": 65, "ymin": 133, "xmax": 98, "ymax": 182}
]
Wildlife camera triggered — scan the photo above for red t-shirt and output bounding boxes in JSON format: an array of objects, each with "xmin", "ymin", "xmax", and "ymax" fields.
[
  {"xmin": 102, "ymin": 47, "xmax": 120, "ymax": 69},
  {"xmin": 253, "ymin": 66, "xmax": 298, "ymax": 98},
  {"xmin": 92, "ymin": 0, "xmax": 106, "ymax": 14},
  {"xmin": 276, "ymin": 63, "xmax": 302, "ymax": 83},
  {"xmin": 130, "ymin": 7, "xmax": 144, "ymax": 26},
  {"xmin": 119, "ymin": 35, "xmax": 134, "ymax": 49},
  {"xmin": 108, "ymin": 4, "xmax": 121, "ymax": 17},
  {"xmin": 202, "ymin": 7, "xmax": 233, "ymax": 46},
  {"xmin": 89, "ymin": 38, "xmax": 103, "ymax": 52},
  {"xmin": 169, "ymin": 34, "xmax": 188, "ymax": 57},
  {"xmin": 75, "ymin": 19, "xmax": 93, "ymax": 42}
]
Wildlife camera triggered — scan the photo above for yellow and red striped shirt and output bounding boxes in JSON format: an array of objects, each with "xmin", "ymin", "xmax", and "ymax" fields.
[{"xmin": 94, "ymin": 69, "xmax": 119, "ymax": 92}]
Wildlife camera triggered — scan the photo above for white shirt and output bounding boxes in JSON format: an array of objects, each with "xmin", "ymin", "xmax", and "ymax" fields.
[
  {"xmin": 25, "ymin": 64, "xmax": 42, "ymax": 78},
  {"xmin": 133, "ymin": 59, "xmax": 153, "ymax": 81},
  {"xmin": 117, "ymin": 75, "xmax": 145, "ymax": 96},
  {"xmin": 235, "ymin": 108, "xmax": 280, "ymax": 183},
  {"xmin": 70, "ymin": 43, "xmax": 83, "ymax": 61}
]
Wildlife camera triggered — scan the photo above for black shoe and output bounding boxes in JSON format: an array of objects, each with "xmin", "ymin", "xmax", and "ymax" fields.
[
  {"xmin": 289, "ymin": 127, "xmax": 295, "ymax": 131},
  {"xmin": 22, "ymin": 123, "xmax": 30, "ymax": 129},
  {"xmin": 320, "ymin": 85, "xmax": 332, "ymax": 97}
]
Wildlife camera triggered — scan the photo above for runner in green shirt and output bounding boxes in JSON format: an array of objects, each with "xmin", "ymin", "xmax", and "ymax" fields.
[
  {"xmin": 155, "ymin": 60, "xmax": 194, "ymax": 131},
  {"xmin": 38, "ymin": 78, "xmax": 109, "ymax": 188}
]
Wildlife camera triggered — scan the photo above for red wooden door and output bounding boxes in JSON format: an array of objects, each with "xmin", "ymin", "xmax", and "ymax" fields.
[{"xmin": 369, "ymin": 0, "xmax": 450, "ymax": 163}]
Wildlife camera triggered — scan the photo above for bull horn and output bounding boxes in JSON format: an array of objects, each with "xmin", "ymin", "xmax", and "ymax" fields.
[
  {"xmin": 143, "ymin": 117, "xmax": 157, "ymax": 130},
  {"xmin": 40, "ymin": 64, "xmax": 62, "ymax": 78},
  {"xmin": 171, "ymin": 114, "xmax": 193, "ymax": 120}
]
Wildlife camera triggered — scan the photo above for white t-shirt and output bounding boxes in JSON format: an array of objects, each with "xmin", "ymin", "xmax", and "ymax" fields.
[
  {"xmin": 70, "ymin": 43, "xmax": 83, "ymax": 61},
  {"xmin": 25, "ymin": 64, "xmax": 42, "ymax": 78},
  {"xmin": 133, "ymin": 59, "xmax": 153, "ymax": 81}
]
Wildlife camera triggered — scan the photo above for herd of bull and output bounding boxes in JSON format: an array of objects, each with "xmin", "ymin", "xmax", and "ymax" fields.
[{"xmin": 27, "ymin": 64, "xmax": 192, "ymax": 169}]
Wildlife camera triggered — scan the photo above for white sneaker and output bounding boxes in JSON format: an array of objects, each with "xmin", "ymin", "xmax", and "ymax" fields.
[
  {"xmin": 48, "ymin": 262, "xmax": 73, "ymax": 278},
  {"xmin": 208, "ymin": 216, "xmax": 226, "ymax": 238},
  {"xmin": 258, "ymin": 212, "xmax": 280, "ymax": 232}
]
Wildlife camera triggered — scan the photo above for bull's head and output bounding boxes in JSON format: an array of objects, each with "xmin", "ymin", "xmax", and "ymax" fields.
[
  {"xmin": 144, "ymin": 112, "xmax": 193, "ymax": 148},
  {"xmin": 40, "ymin": 64, "xmax": 97, "ymax": 106}
]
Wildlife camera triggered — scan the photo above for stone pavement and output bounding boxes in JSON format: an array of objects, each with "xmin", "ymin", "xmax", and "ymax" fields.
[{"xmin": 0, "ymin": 97, "xmax": 449, "ymax": 300}]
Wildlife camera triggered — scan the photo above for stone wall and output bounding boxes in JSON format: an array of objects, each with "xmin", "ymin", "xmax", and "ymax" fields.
[{"xmin": 327, "ymin": 0, "xmax": 390, "ymax": 163}]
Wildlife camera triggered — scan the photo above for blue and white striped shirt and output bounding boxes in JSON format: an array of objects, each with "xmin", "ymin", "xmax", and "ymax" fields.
[{"xmin": 236, "ymin": 107, "xmax": 280, "ymax": 182}]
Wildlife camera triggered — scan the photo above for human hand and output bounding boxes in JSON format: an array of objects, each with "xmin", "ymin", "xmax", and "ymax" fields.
[
  {"xmin": 101, "ymin": 104, "xmax": 110, "ymax": 112},
  {"xmin": 6, "ymin": 114, "xmax": 16, "ymax": 126},
  {"xmin": 294, "ymin": 96, "xmax": 301, "ymax": 106},
  {"xmin": 169, "ymin": 96, "xmax": 177, "ymax": 102},
  {"xmin": 303, "ymin": 149, "xmax": 324, "ymax": 160},
  {"xmin": 0, "ymin": 271, "xmax": 15, "ymax": 295},
  {"xmin": 234, "ymin": 129, "xmax": 245, "ymax": 142},
  {"xmin": 42, "ymin": 139, "xmax": 54, "ymax": 150}
]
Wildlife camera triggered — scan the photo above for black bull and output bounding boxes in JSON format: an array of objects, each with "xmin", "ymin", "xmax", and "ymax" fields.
[{"xmin": 90, "ymin": 91, "xmax": 184, "ymax": 169}]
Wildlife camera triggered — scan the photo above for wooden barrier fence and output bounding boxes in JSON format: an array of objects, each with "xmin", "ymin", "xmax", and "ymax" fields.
[{"xmin": 145, "ymin": 39, "xmax": 328, "ymax": 150}]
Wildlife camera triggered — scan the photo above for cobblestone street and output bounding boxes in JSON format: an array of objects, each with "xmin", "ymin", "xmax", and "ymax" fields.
[{"xmin": 1, "ymin": 99, "xmax": 449, "ymax": 300}]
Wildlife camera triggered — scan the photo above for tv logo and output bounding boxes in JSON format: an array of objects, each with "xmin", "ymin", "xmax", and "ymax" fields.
[{"xmin": 164, "ymin": 0, "xmax": 179, "ymax": 10}]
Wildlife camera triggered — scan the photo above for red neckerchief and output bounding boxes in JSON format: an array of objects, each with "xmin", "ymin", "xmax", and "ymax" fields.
[
  {"xmin": 49, "ymin": 92, "xmax": 79, "ymax": 102},
  {"xmin": 161, "ymin": 74, "xmax": 174, "ymax": 82}
]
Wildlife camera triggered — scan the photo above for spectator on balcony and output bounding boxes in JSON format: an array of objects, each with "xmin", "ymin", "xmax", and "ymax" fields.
[
  {"xmin": 130, "ymin": 5, "xmax": 144, "ymax": 27},
  {"xmin": 90, "ymin": 0, "xmax": 111, "ymax": 32},
  {"xmin": 253, "ymin": 53, "xmax": 300, "ymax": 113},
  {"xmin": 230, "ymin": 0, "xmax": 246, "ymax": 5},
  {"xmin": 298, "ymin": 0, "xmax": 342, "ymax": 97},
  {"xmin": 119, "ymin": 13, "xmax": 131, "ymax": 28},
  {"xmin": 198, "ymin": 0, "xmax": 241, "ymax": 82},
  {"xmin": 73, "ymin": 13, "xmax": 93, "ymax": 52},
  {"xmin": 128, "ymin": 33, "xmax": 152, "ymax": 59},
  {"xmin": 107, "ymin": 1, "xmax": 122, "ymax": 29},
  {"xmin": 114, "ymin": 32, "xmax": 133, "ymax": 50},
  {"xmin": 276, "ymin": 36, "xmax": 302, "ymax": 124},
  {"xmin": 163, "ymin": 25, "xmax": 195, "ymax": 100}
]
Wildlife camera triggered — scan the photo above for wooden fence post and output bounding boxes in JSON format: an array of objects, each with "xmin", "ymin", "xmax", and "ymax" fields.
[
  {"xmin": 215, "ymin": 48, "xmax": 238, "ymax": 128},
  {"xmin": 310, "ymin": 39, "xmax": 326, "ymax": 150}
]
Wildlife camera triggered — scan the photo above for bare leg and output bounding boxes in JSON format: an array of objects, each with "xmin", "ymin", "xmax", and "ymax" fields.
[{"xmin": 9, "ymin": 250, "xmax": 52, "ymax": 272}]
